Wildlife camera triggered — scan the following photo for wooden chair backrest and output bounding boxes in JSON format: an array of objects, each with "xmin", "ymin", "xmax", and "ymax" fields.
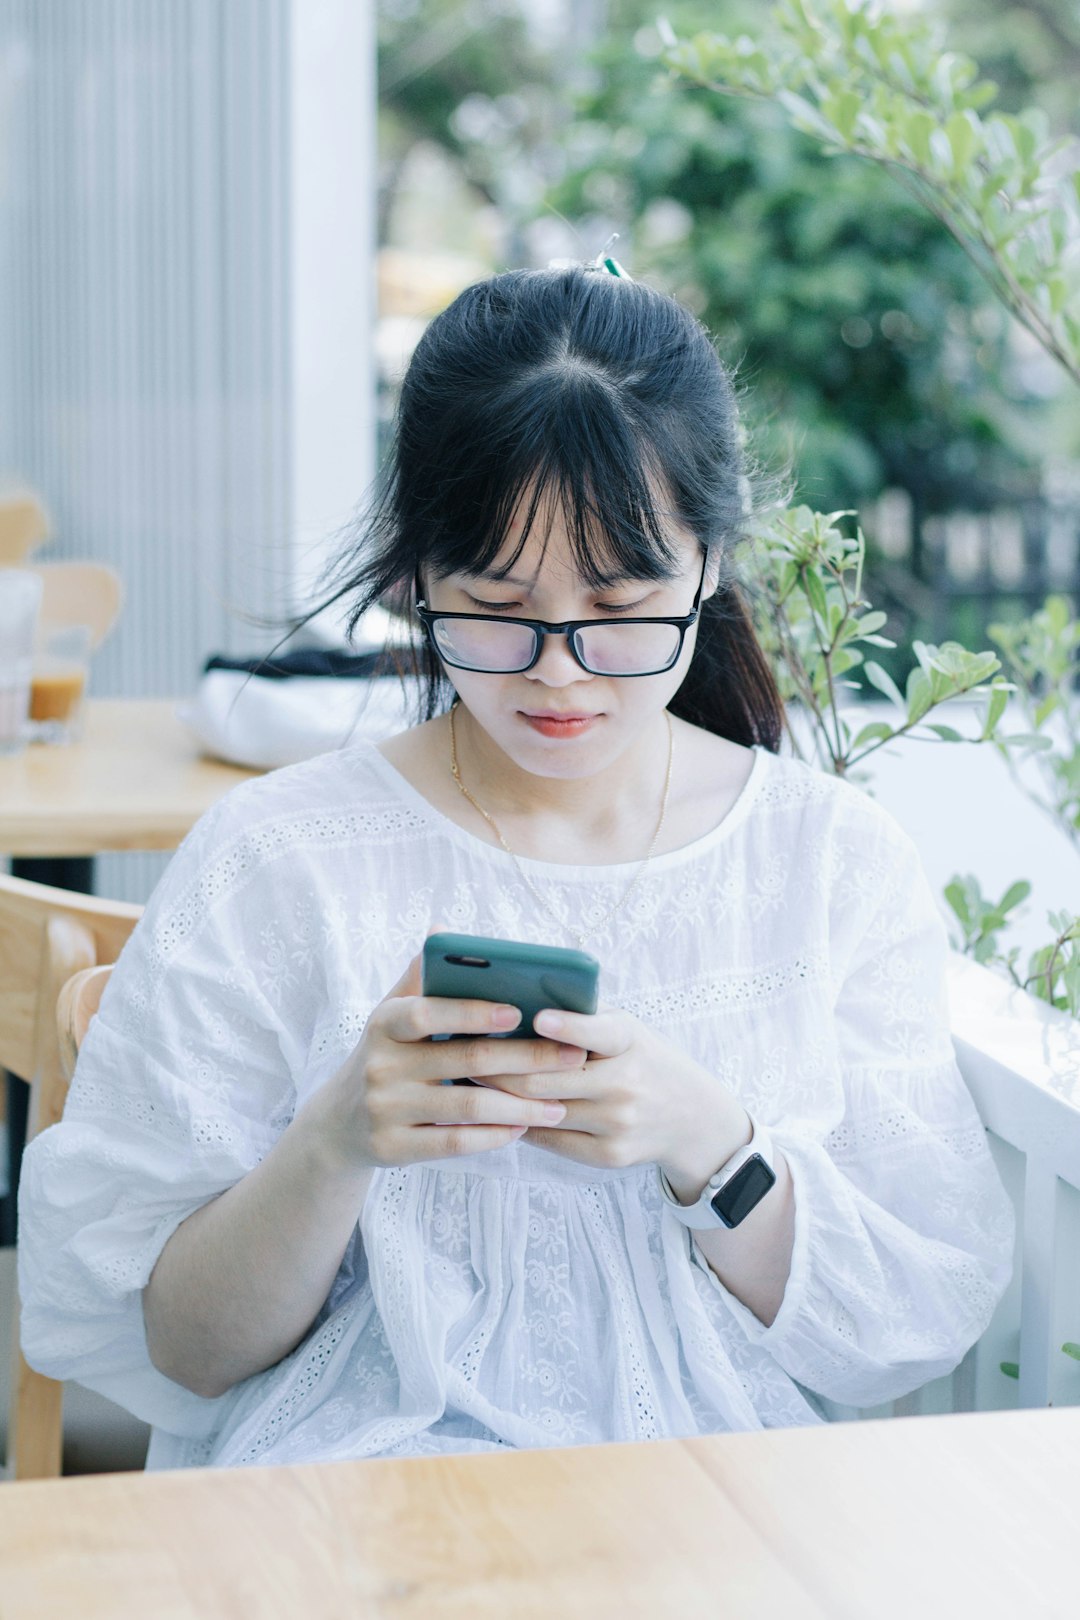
[
  {"xmin": 56, "ymin": 966, "xmax": 115, "ymax": 1084},
  {"xmin": 0, "ymin": 492, "xmax": 50, "ymax": 566},
  {"xmin": 30, "ymin": 562, "xmax": 124, "ymax": 652},
  {"xmin": 0, "ymin": 874, "xmax": 142, "ymax": 1480}
]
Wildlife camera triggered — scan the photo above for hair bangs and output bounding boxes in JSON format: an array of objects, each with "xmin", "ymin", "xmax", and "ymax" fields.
[{"xmin": 419, "ymin": 363, "xmax": 688, "ymax": 589}]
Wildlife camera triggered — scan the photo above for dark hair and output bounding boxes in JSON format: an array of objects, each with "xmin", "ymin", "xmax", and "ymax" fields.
[{"xmin": 315, "ymin": 266, "xmax": 784, "ymax": 750}]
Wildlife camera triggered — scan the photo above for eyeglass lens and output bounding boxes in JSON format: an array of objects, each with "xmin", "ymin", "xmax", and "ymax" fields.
[{"xmin": 429, "ymin": 616, "xmax": 682, "ymax": 674}]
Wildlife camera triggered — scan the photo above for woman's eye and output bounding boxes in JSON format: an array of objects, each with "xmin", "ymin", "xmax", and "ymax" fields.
[{"xmin": 465, "ymin": 595, "xmax": 518, "ymax": 612}]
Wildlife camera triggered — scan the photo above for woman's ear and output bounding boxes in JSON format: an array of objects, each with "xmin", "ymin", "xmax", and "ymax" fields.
[{"xmin": 702, "ymin": 546, "xmax": 723, "ymax": 603}]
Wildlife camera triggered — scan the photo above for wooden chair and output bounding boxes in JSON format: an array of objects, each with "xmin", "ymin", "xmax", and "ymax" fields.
[
  {"xmin": 30, "ymin": 561, "xmax": 124, "ymax": 651},
  {"xmin": 0, "ymin": 873, "xmax": 142, "ymax": 1479},
  {"xmin": 0, "ymin": 490, "xmax": 50, "ymax": 566}
]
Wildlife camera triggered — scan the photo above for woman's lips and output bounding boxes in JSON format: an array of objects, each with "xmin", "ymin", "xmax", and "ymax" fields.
[{"xmin": 521, "ymin": 713, "xmax": 600, "ymax": 738}]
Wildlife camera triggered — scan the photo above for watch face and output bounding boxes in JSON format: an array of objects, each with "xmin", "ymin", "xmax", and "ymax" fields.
[{"xmin": 710, "ymin": 1154, "xmax": 777, "ymax": 1228}]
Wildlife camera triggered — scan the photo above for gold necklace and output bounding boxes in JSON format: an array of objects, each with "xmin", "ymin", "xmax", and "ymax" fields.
[{"xmin": 448, "ymin": 702, "xmax": 675, "ymax": 951}]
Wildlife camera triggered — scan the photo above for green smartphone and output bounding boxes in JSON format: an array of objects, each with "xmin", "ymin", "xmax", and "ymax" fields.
[{"xmin": 422, "ymin": 933, "xmax": 600, "ymax": 1083}]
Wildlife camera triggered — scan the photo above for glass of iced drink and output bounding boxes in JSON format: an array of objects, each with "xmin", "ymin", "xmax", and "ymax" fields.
[{"xmin": 30, "ymin": 622, "xmax": 93, "ymax": 743}]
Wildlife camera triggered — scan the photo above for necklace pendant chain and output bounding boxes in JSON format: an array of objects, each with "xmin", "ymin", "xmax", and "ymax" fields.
[{"xmin": 448, "ymin": 703, "xmax": 675, "ymax": 951}]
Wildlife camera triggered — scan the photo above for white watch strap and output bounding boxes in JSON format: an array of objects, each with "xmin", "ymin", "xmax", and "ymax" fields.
[{"xmin": 658, "ymin": 1116, "xmax": 775, "ymax": 1229}]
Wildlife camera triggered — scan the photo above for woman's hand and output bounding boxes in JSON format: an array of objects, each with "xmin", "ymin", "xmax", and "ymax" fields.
[
  {"xmin": 306, "ymin": 950, "xmax": 580, "ymax": 1173},
  {"xmin": 494, "ymin": 1003, "xmax": 753, "ymax": 1201}
]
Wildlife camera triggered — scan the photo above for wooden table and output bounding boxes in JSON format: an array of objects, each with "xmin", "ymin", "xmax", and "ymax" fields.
[
  {"xmin": 0, "ymin": 697, "xmax": 258, "ymax": 857},
  {"xmin": 0, "ymin": 1408, "xmax": 1074, "ymax": 1618}
]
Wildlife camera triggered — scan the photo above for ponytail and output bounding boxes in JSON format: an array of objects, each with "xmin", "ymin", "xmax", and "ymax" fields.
[{"xmin": 669, "ymin": 580, "xmax": 784, "ymax": 751}]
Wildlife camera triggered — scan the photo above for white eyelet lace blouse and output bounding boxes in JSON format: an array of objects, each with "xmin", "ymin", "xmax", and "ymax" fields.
[{"xmin": 17, "ymin": 738, "xmax": 1015, "ymax": 1470}]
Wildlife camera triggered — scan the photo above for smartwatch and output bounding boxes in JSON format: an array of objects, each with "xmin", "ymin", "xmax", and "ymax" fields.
[{"xmin": 657, "ymin": 1117, "xmax": 777, "ymax": 1230}]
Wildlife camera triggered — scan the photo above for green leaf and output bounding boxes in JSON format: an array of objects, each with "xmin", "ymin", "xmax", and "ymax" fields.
[
  {"xmin": 981, "ymin": 680, "xmax": 1011, "ymax": 738},
  {"xmin": 903, "ymin": 108, "xmax": 936, "ymax": 169},
  {"xmin": 925, "ymin": 724, "xmax": 964, "ymax": 742},
  {"xmin": 832, "ymin": 647, "xmax": 864, "ymax": 676},
  {"xmin": 1000, "ymin": 881, "xmax": 1032, "ymax": 914},
  {"xmin": 944, "ymin": 881, "xmax": 972, "ymax": 930},
  {"xmin": 863, "ymin": 660, "xmax": 904, "ymax": 708},
  {"xmin": 1033, "ymin": 692, "xmax": 1058, "ymax": 729},
  {"xmin": 945, "ymin": 109, "xmax": 978, "ymax": 174},
  {"xmin": 985, "ymin": 117, "xmax": 1017, "ymax": 168},
  {"xmin": 802, "ymin": 565, "xmax": 829, "ymax": 624},
  {"xmin": 822, "ymin": 88, "xmax": 862, "ymax": 143},
  {"xmin": 966, "ymin": 80, "xmax": 998, "ymax": 112},
  {"xmin": 1000, "ymin": 1361, "xmax": 1020, "ymax": 1380},
  {"xmin": 1063, "ymin": 1342, "xmax": 1080, "ymax": 1362},
  {"xmin": 855, "ymin": 611, "xmax": 888, "ymax": 637},
  {"xmin": 851, "ymin": 721, "xmax": 895, "ymax": 750},
  {"xmin": 1046, "ymin": 277, "xmax": 1069, "ymax": 317},
  {"xmin": 777, "ymin": 89, "xmax": 842, "ymax": 145},
  {"xmin": 906, "ymin": 667, "xmax": 933, "ymax": 724},
  {"xmin": 929, "ymin": 128, "xmax": 953, "ymax": 175}
]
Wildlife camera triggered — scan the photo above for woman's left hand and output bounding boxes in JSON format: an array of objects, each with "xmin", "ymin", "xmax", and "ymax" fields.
[{"xmin": 494, "ymin": 1003, "xmax": 753, "ymax": 1202}]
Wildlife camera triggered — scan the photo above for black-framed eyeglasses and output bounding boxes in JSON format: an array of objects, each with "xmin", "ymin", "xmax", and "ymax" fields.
[{"xmin": 414, "ymin": 551, "xmax": 708, "ymax": 678}]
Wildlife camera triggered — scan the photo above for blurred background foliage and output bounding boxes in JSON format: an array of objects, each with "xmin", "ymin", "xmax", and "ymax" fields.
[
  {"xmin": 549, "ymin": 1, "xmax": 1043, "ymax": 519},
  {"xmin": 377, "ymin": 0, "xmax": 1079, "ymax": 645}
]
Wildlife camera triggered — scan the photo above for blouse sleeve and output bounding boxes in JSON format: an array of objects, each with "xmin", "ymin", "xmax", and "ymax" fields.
[
  {"xmin": 17, "ymin": 788, "xmax": 299, "ymax": 1437},
  {"xmin": 710, "ymin": 808, "xmax": 1016, "ymax": 1409}
]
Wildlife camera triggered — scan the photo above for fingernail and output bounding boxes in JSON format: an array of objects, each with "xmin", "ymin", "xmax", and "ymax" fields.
[
  {"xmin": 492, "ymin": 1005, "xmax": 521, "ymax": 1029},
  {"xmin": 534, "ymin": 1011, "xmax": 561, "ymax": 1035},
  {"xmin": 558, "ymin": 1044, "xmax": 582, "ymax": 1064},
  {"xmin": 542, "ymin": 1103, "xmax": 567, "ymax": 1122}
]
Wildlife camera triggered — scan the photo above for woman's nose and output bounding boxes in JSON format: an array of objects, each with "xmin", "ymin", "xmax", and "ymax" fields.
[{"xmin": 524, "ymin": 629, "xmax": 592, "ymax": 685}]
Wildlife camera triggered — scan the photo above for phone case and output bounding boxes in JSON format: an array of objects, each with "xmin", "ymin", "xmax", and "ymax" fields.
[{"xmin": 422, "ymin": 932, "xmax": 600, "ymax": 1038}]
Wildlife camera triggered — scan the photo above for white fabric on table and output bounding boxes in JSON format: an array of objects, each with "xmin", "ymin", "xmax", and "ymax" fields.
[
  {"xmin": 17, "ymin": 740, "xmax": 1015, "ymax": 1469},
  {"xmin": 178, "ymin": 669, "xmax": 421, "ymax": 769}
]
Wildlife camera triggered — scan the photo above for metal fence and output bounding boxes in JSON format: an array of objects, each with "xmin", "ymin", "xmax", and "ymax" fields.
[{"xmin": 864, "ymin": 486, "xmax": 1080, "ymax": 645}]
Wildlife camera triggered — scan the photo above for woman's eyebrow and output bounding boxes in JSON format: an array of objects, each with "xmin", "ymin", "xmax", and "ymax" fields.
[{"xmin": 467, "ymin": 568, "xmax": 670, "ymax": 589}]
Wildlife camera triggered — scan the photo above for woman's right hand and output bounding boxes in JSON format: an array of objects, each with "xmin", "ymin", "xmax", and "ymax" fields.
[{"xmin": 307, "ymin": 948, "xmax": 582, "ymax": 1172}]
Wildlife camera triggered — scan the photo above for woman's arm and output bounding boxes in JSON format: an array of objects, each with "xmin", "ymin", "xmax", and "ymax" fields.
[
  {"xmin": 142, "ymin": 1101, "xmax": 372, "ymax": 1398},
  {"xmin": 691, "ymin": 823, "xmax": 1016, "ymax": 1408},
  {"xmin": 524, "ymin": 812, "xmax": 1013, "ymax": 1407},
  {"xmin": 18, "ymin": 779, "xmax": 572, "ymax": 1424},
  {"xmin": 143, "ymin": 949, "xmax": 576, "ymax": 1398}
]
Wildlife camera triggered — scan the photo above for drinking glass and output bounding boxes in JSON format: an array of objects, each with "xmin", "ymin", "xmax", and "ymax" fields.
[{"xmin": 30, "ymin": 622, "xmax": 93, "ymax": 744}]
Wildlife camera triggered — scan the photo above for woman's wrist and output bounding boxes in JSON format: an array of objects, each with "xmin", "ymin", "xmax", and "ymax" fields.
[
  {"xmin": 290, "ymin": 1083, "xmax": 377, "ymax": 1190},
  {"xmin": 658, "ymin": 1098, "xmax": 754, "ymax": 1206}
]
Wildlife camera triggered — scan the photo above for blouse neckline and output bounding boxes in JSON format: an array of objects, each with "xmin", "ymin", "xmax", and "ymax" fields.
[{"xmin": 360, "ymin": 736, "xmax": 772, "ymax": 880}]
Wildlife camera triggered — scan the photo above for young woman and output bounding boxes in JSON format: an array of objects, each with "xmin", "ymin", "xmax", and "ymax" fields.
[{"xmin": 18, "ymin": 266, "xmax": 1014, "ymax": 1469}]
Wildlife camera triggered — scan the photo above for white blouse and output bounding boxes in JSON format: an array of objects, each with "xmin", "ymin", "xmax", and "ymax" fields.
[{"xmin": 17, "ymin": 738, "xmax": 1015, "ymax": 1469}]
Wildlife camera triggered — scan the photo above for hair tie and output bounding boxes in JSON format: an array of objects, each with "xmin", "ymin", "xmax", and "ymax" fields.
[
  {"xmin": 592, "ymin": 233, "xmax": 632, "ymax": 280},
  {"xmin": 546, "ymin": 234, "xmax": 634, "ymax": 282}
]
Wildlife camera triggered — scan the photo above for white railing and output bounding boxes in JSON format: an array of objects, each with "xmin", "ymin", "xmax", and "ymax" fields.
[{"xmin": 825, "ymin": 952, "xmax": 1080, "ymax": 1423}]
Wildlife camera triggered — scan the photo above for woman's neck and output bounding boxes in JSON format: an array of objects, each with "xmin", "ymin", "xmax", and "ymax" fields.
[{"xmin": 448, "ymin": 702, "xmax": 672, "ymax": 851}]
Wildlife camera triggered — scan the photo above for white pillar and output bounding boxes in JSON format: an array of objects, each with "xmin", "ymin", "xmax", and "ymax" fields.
[{"xmin": 287, "ymin": 0, "xmax": 378, "ymax": 639}]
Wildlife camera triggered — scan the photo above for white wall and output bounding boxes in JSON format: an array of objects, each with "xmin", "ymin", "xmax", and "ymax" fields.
[{"xmin": 820, "ymin": 700, "xmax": 1079, "ymax": 960}]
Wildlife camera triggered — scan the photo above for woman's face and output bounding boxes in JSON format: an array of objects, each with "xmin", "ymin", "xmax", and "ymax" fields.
[{"xmin": 421, "ymin": 509, "xmax": 714, "ymax": 783}]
